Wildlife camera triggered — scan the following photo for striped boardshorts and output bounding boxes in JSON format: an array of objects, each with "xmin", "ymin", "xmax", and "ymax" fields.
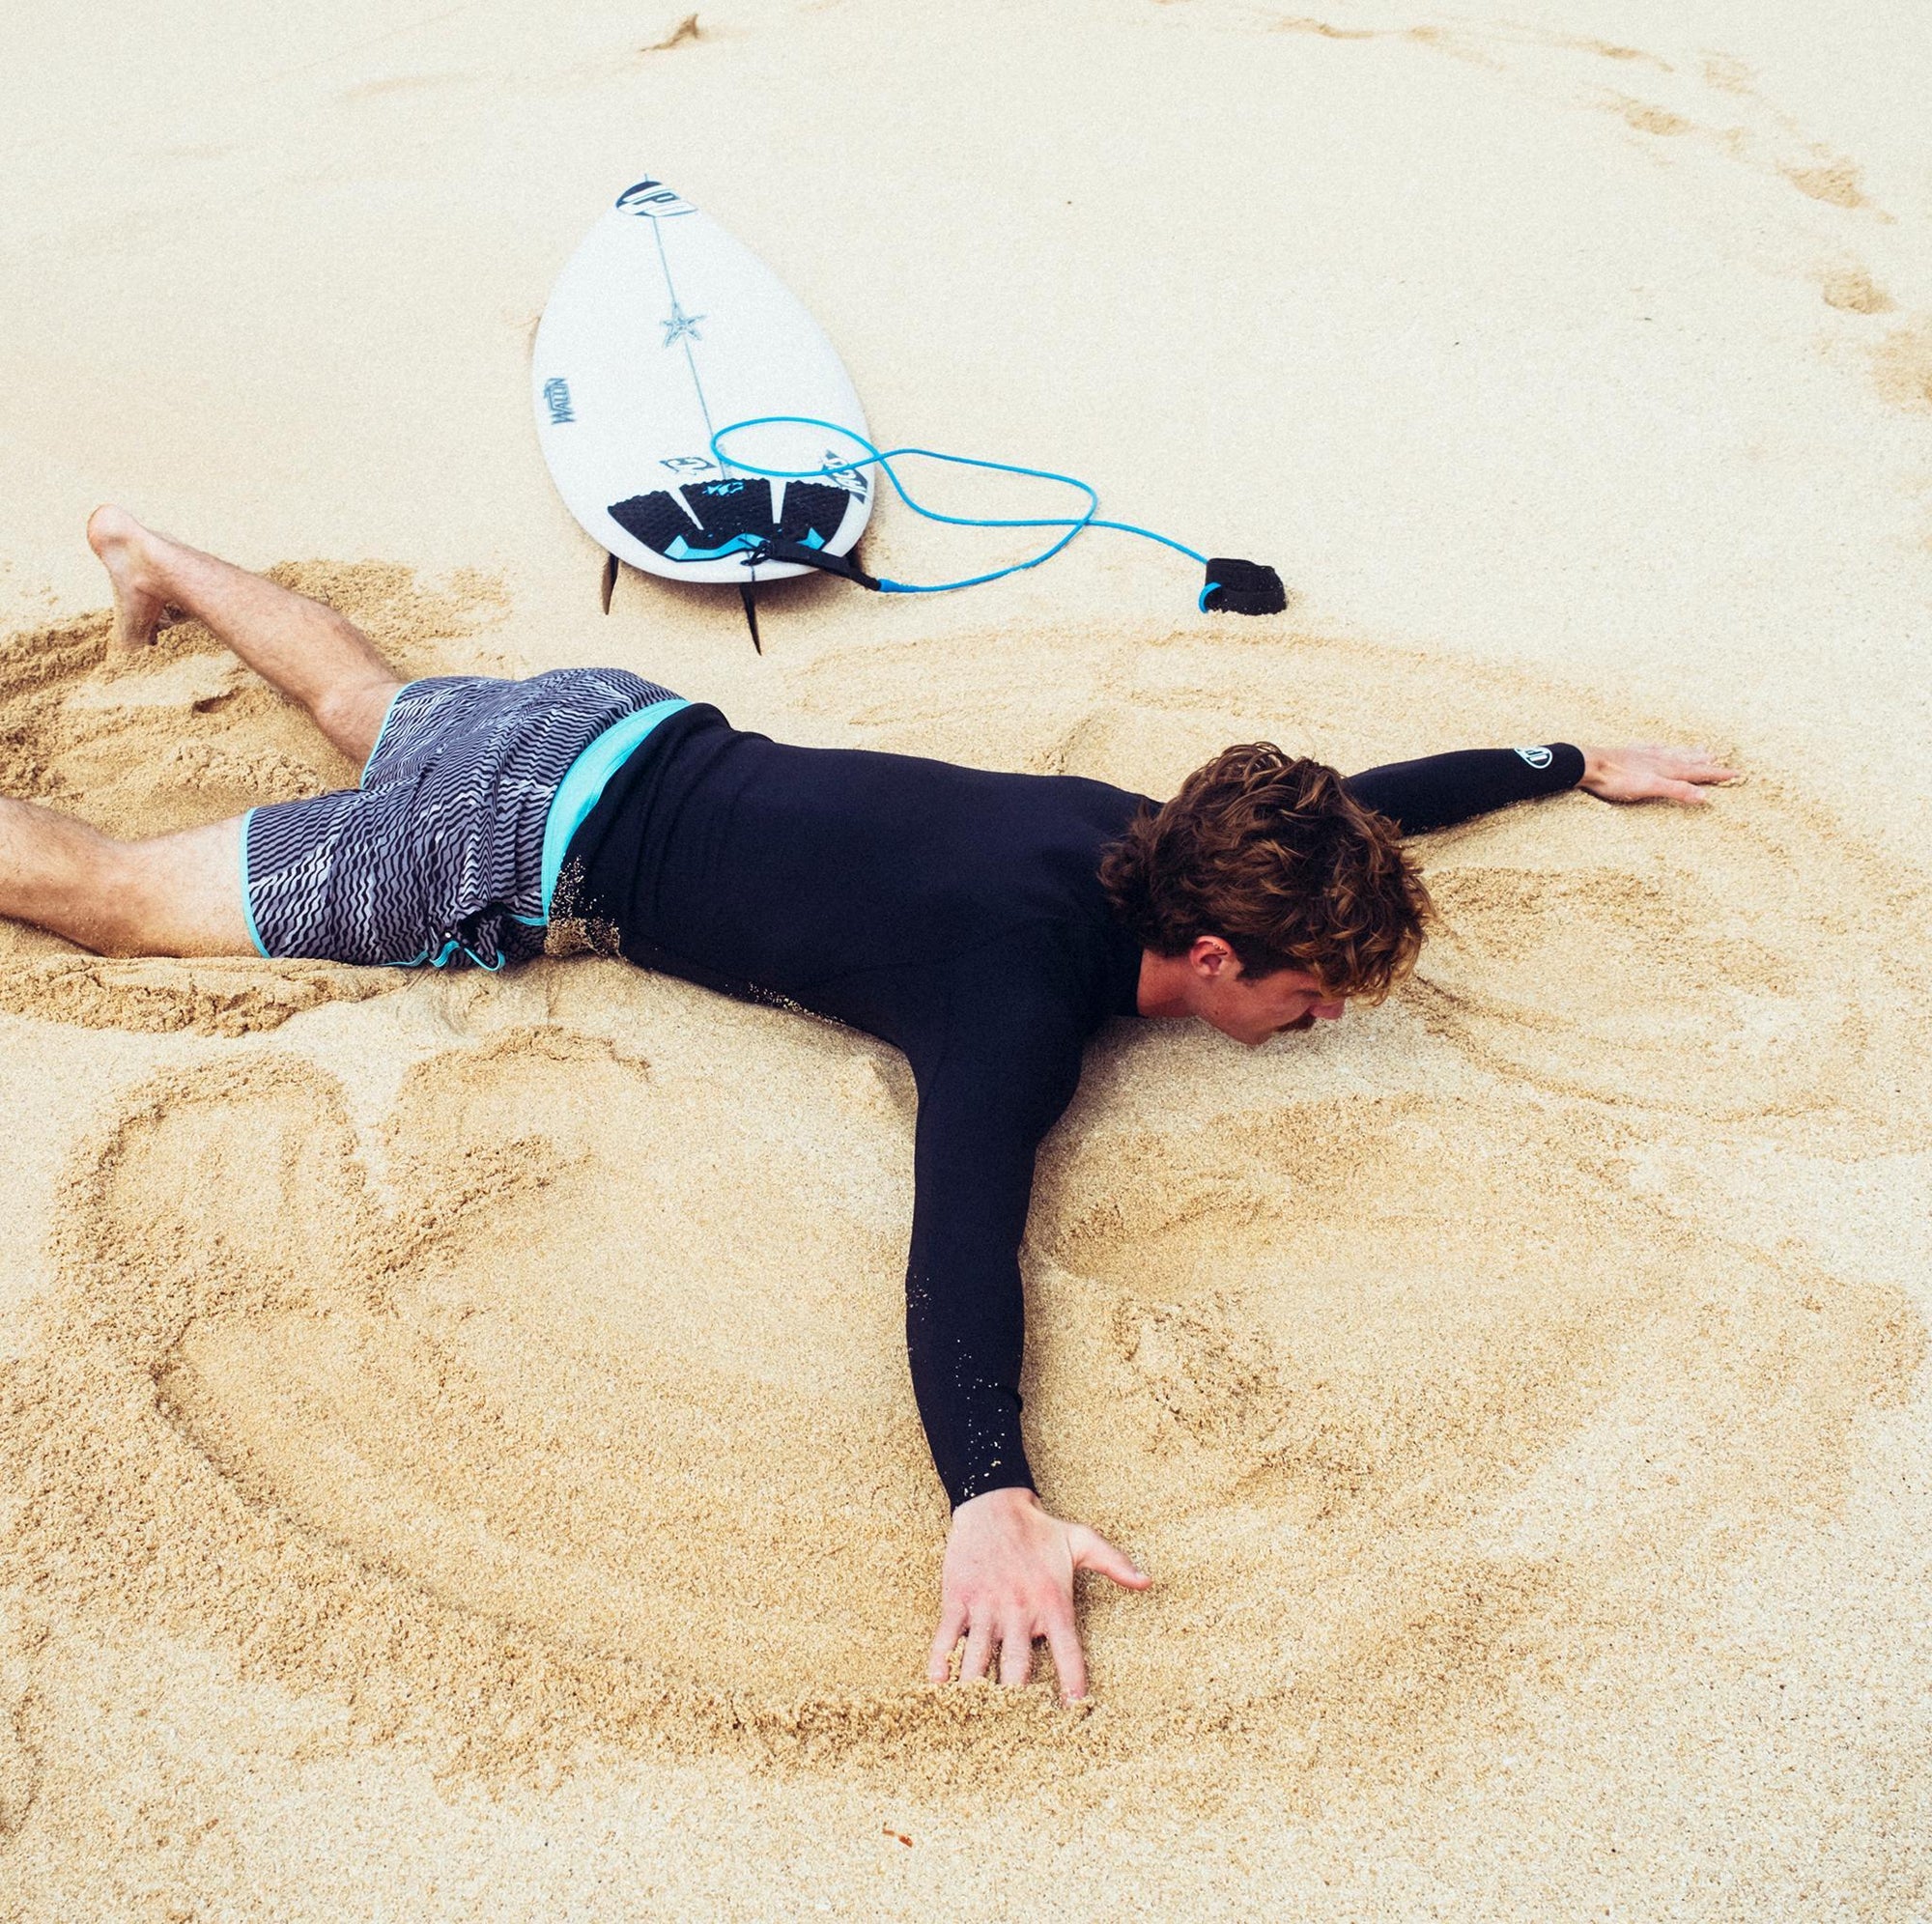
[{"xmin": 242, "ymin": 667, "xmax": 678, "ymax": 970}]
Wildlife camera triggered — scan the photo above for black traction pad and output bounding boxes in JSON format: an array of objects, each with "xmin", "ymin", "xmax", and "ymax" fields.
[{"xmin": 607, "ymin": 478, "xmax": 854, "ymax": 562}]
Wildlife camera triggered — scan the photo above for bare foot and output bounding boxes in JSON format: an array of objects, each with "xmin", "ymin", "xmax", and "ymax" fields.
[{"xmin": 86, "ymin": 505, "xmax": 184, "ymax": 650}]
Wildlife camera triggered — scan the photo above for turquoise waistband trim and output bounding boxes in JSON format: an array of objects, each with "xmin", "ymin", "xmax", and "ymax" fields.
[
  {"xmin": 540, "ymin": 697, "xmax": 690, "ymax": 919},
  {"xmin": 238, "ymin": 807, "xmax": 271, "ymax": 959}
]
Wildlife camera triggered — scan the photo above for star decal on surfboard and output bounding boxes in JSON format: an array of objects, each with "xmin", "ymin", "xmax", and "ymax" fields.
[{"xmin": 661, "ymin": 302, "xmax": 706, "ymax": 347}]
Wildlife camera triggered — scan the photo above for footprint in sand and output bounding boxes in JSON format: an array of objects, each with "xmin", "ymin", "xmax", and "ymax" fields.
[
  {"xmin": 1608, "ymin": 96, "xmax": 1693, "ymax": 137},
  {"xmin": 1821, "ymin": 266, "xmax": 1894, "ymax": 315},
  {"xmin": 1874, "ymin": 316, "xmax": 1932, "ymax": 412},
  {"xmin": 1783, "ymin": 159, "xmax": 1872, "ymax": 211},
  {"xmin": 0, "ymin": 563, "xmax": 502, "ymax": 1035},
  {"xmin": 0, "ymin": 1001, "xmax": 1915, "ymax": 1787}
]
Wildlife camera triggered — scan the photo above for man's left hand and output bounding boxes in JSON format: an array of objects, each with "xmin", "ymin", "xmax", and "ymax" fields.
[{"xmin": 1579, "ymin": 743, "xmax": 1740, "ymax": 806}]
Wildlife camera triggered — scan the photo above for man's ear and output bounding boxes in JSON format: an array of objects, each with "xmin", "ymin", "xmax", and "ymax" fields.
[{"xmin": 1189, "ymin": 935, "xmax": 1236, "ymax": 979}]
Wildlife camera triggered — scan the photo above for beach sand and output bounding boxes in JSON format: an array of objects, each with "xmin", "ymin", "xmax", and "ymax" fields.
[{"xmin": 3, "ymin": 2, "xmax": 1930, "ymax": 1916}]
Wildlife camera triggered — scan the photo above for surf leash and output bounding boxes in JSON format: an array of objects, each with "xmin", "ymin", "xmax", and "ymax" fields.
[{"xmin": 709, "ymin": 417, "xmax": 1288, "ymax": 616}]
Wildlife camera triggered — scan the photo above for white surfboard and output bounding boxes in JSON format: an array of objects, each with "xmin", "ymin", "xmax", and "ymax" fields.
[{"xmin": 532, "ymin": 176, "xmax": 872, "ymax": 585}]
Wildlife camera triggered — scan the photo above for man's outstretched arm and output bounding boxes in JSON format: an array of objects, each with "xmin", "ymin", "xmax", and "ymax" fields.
[
  {"xmin": 1347, "ymin": 742, "xmax": 1737, "ymax": 834},
  {"xmin": 902, "ymin": 955, "xmax": 1147, "ymax": 1702}
]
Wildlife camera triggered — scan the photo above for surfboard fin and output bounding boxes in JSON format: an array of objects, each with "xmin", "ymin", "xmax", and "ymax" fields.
[
  {"xmin": 740, "ymin": 580, "xmax": 762, "ymax": 654},
  {"xmin": 1200, "ymin": 558, "xmax": 1287, "ymax": 616},
  {"xmin": 600, "ymin": 551, "xmax": 618, "ymax": 614}
]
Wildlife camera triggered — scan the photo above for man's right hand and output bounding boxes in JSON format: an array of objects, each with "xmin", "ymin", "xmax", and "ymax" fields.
[{"xmin": 926, "ymin": 1486, "xmax": 1149, "ymax": 1704}]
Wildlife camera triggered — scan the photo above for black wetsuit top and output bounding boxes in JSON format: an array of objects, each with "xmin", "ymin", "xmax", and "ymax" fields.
[{"xmin": 566, "ymin": 712, "xmax": 1584, "ymax": 1506}]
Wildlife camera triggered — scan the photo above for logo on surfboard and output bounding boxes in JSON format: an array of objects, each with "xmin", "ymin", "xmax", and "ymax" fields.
[
  {"xmin": 661, "ymin": 302, "xmax": 706, "ymax": 347},
  {"xmin": 820, "ymin": 451, "xmax": 868, "ymax": 498},
  {"xmin": 542, "ymin": 377, "xmax": 575, "ymax": 425},
  {"xmin": 616, "ymin": 178, "xmax": 696, "ymax": 219}
]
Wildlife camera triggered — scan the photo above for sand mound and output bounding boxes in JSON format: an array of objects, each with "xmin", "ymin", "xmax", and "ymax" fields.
[{"xmin": 0, "ymin": 564, "xmax": 506, "ymax": 1033}]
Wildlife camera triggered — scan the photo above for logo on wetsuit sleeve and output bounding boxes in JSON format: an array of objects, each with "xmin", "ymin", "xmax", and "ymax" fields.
[{"xmin": 1513, "ymin": 745, "xmax": 1554, "ymax": 769}]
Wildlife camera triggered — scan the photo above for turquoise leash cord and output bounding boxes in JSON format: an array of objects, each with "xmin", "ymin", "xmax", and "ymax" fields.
[
  {"xmin": 710, "ymin": 416, "xmax": 1208, "ymax": 589},
  {"xmin": 703, "ymin": 416, "xmax": 1285, "ymax": 616}
]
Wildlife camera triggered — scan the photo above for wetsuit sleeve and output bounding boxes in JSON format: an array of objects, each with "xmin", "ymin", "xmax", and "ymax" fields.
[
  {"xmin": 901, "ymin": 952, "xmax": 1090, "ymax": 1509},
  {"xmin": 1346, "ymin": 745, "xmax": 1585, "ymax": 835}
]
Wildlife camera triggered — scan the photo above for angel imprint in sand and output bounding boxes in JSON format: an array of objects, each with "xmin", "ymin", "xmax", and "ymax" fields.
[{"xmin": 0, "ymin": 507, "xmax": 1737, "ymax": 1699}]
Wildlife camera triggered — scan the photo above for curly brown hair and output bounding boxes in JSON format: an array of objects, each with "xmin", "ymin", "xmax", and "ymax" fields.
[{"xmin": 1098, "ymin": 744, "xmax": 1431, "ymax": 999}]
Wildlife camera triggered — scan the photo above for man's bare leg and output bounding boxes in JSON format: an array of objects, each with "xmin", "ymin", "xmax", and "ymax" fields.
[
  {"xmin": 86, "ymin": 505, "xmax": 403, "ymax": 765},
  {"xmin": 0, "ymin": 800, "xmax": 252, "ymax": 956}
]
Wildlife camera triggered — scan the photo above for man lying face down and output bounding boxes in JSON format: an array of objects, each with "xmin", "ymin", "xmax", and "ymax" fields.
[{"xmin": 0, "ymin": 506, "xmax": 1736, "ymax": 1699}]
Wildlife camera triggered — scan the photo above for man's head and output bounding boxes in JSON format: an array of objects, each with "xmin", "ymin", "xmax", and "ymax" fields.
[{"xmin": 1099, "ymin": 744, "xmax": 1432, "ymax": 1046}]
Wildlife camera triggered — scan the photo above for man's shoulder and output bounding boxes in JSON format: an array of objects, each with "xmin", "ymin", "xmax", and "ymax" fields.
[{"xmin": 972, "ymin": 763, "xmax": 1151, "ymax": 815}]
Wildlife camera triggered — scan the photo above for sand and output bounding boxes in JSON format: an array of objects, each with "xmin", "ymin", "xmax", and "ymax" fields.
[{"xmin": 4, "ymin": 2, "xmax": 1932, "ymax": 1917}]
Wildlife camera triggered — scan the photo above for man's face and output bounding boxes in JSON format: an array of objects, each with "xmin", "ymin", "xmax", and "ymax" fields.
[{"xmin": 1189, "ymin": 943, "xmax": 1348, "ymax": 1046}]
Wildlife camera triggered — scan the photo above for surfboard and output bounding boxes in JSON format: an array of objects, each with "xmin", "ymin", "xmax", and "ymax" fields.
[{"xmin": 532, "ymin": 177, "xmax": 873, "ymax": 587}]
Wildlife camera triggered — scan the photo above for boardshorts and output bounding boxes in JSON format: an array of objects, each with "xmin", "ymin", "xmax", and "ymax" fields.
[{"xmin": 241, "ymin": 667, "xmax": 684, "ymax": 970}]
